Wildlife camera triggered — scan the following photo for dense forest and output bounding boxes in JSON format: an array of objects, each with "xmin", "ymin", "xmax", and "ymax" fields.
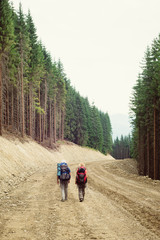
[
  {"xmin": 0, "ymin": 0, "xmax": 112, "ymax": 154},
  {"xmin": 130, "ymin": 36, "xmax": 160, "ymax": 180},
  {"xmin": 111, "ymin": 135, "xmax": 131, "ymax": 159}
]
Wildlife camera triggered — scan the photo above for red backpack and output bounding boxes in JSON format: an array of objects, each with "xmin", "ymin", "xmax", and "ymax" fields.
[{"xmin": 76, "ymin": 167, "xmax": 87, "ymax": 184}]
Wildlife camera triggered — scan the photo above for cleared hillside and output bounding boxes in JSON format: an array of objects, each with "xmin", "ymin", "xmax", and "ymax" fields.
[{"xmin": 0, "ymin": 133, "xmax": 112, "ymax": 198}]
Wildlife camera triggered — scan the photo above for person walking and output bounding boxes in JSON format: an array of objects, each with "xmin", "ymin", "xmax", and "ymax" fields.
[
  {"xmin": 75, "ymin": 163, "xmax": 87, "ymax": 202},
  {"xmin": 57, "ymin": 160, "xmax": 71, "ymax": 202}
]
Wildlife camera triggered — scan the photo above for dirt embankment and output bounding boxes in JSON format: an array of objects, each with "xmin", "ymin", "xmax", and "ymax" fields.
[
  {"xmin": 0, "ymin": 133, "xmax": 111, "ymax": 198},
  {"xmin": 0, "ymin": 134, "xmax": 160, "ymax": 240}
]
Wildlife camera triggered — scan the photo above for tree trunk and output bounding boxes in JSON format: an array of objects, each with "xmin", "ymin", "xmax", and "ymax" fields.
[
  {"xmin": 158, "ymin": 110, "xmax": 160, "ymax": 180},
  {"xmin": 61, "ymin": 108, "xmax": 65, "ymax": 140},
  {"xmin": 154, "ymin": 106, "xmax": 156, "ymax": 179},
  {"xmin": 138, "ymin": 125, "xmax": 145, "ymax": 175},
  {"xmin": 53, "ymin": 96, "xmax": 56, "ymax": 143},
  {"xmin": 29, "ymin": 82, "xmax": 32, "ymax": 137},
  {"xmin": 17, "ymin": 78, "xmax": 19, "ymax": 131},
  {"xmin": 39, "ymin": 87, "xmax": 41, "ymax": 143},
  {"xmin": 11, "ymin": 85, "xmax": 14, "ymax": 128},
  {"xmin": 49, "ymin": 100, "xmax": 53, "ymax": 148},
  {"xmin": 26, "ymin": 93, "xmax": 28, "ymax": 135},
  {"xmin": 59, "ymin": 107, "xmax": 61, "ymax": 140},
  {"xmin": 0, "ymin": 60, "xmax": 2, "ymax": 135},
  {"xmin": 147, "ymin": 127, "xmax": 150, "ymax": 176},
  {"xmin": 43, "ymin": 79, "xmax": 47, "ymax": 141},
  {"xmin": 20, "ymin": 43, "xmax": 24, "ymax": 137},
  {"xmin": 33, "ymin": 104, "xmax": 35, "ymax": 140},
  {"xmin": 6, "ymin": 84, "xmax": 9, "ymax": 127},
  {"xmin": 153, "ymin": 105, "xmax": 159, "ymax": 180}
]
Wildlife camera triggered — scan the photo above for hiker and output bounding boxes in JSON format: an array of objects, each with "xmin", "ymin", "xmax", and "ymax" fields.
[
  {"xmin": 57, "ymin": 160, "xmax": 71, "ymax": 202},
  {"xmin": 75, "ymin": 163, "xmax": 87, "ymax": 202}
]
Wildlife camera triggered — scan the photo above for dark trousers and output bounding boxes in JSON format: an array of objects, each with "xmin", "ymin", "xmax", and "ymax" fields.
[{"xmin": 78, "ymin": 184, "xmax": 86, "ymax": 201}]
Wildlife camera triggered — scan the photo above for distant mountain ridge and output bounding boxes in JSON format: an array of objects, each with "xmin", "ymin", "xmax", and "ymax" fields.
[{"xmin": 110, "ymin": 114, "xmax": 132, "ymax": 140}]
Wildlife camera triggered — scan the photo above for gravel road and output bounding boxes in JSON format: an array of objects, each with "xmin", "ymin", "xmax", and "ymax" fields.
[{"xmin": 0, "ymin": 156, "xmax": 160, "ymax": 240}]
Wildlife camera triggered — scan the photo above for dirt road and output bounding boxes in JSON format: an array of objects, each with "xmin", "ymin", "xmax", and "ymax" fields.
[{"xmin": 0, "ymin": 156, "xmax": 160, "ymax": 240}]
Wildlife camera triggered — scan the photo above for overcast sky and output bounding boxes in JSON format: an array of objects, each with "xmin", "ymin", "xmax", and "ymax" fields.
[{"xmin": 12, "ymin": 0, "xmax": 160, "ymax": 117}]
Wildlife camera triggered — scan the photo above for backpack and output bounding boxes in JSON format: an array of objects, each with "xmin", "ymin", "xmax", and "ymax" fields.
[
  {"xmin": 60, "ymin": 163, "xmax": 70, "ymax": 181},
  {"xmin": 76, "ymin": 167, "xmax": 87, "ymax": 184}
]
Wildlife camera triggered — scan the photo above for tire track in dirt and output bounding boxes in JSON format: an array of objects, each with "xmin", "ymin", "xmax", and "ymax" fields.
[
  {"xmin": 54, "ymin": 163, "xmax": 99, "ymax": 240},
  {"xmin": 88, "ymin": 161, "xmax": 160, "ymax": 239},
  {"xmin": 0, "ymin": 167, "xmax": 100, "ymax": 240},
  {"xmin": 0, "ymin": 170, "xmax": 59, "ymax": 240},
  {"xmin": 0, "ymin": 159, "xmax": 160, "ymax": 240}
]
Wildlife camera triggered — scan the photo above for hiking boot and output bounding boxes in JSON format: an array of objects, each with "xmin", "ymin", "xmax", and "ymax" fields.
[
  {"xmin": 61, "ymin": 199, "xmax": 65, "ymax": 202},
  {"xmin": 80, "ymin": 198, "xmax": 83, "ymax": 202}
]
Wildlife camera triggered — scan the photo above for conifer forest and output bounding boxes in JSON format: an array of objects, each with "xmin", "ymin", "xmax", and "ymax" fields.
[
  {"xmin": 1, "ymin": 0, "xmax": 160, "ymax": 180},
  {"xmin": 130, "ymin": 38, "xmax": 160, "ymax": 180},
  {"xmin": 0, "ymin": 0, "xmax": 112, "ymax": 154},
  {"xmin": 111, "ymin": 135, "xmax": 131, "ymax": 160}
]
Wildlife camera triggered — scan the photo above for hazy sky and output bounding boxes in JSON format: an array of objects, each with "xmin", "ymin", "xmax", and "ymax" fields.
[{"xmin": 12, "ymin": 0, "xmax": 160, "ymax": 116}]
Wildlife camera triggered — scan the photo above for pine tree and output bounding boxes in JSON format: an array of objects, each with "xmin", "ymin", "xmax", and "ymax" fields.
[
  {"xmin": 64, "ymin": 83, "xmax": 77, "ymax": 142},
  {"xmin": 54, "ymin": 60, "xmax": 67, "ymax": 141},
  {"xmin": 0, "ymin": 1, "xmax": 113, "ymax": 157},
  {"xmin": 74, "ymin": 93, "xmax": 88, "ymax": 145},
  {"xmin": 43, "ymin": 49, "xmax": 54, "ymax": 146},
  {"xmin": 112, "ymin": 135, "xmax": 131, "ymax": 159},
  {"xmin": 131, "ymin": 37, "xmax": 160, "ymax": 179},
  {"xmin": 90, "ymin": 104, "xmax": 103, "ymax": 151},
  {"xmin": 100, "ymin": 112, "xmax": 112, "ymax": 154},
  {"xmin": 16, "ymin": 3, "xmax": 28, "ymax": 137},
  {"xmin": 26, "ymin": 10, "xmax": 39, "ymax": 138},
  {"xmin": 0, "ymin": 0, "xmax": 14, "ymax": 135}
]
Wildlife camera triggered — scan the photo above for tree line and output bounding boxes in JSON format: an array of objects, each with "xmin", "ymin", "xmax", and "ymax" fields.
[
  {"xmin": 130, "ymin": 35, "xmax": 160, "ymax": 180},
  {"xmin": 0, "ymin": 0, "xmax": 112, "ymax": 154},
  {"xmin": 111, "ymin": 135, "xmax": 131, "ymax": 159}
]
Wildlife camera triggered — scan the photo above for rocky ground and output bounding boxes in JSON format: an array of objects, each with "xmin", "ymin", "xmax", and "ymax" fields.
[{"xmin": 0, "ymin": 134, "xmax": 160, "ymax": 240}]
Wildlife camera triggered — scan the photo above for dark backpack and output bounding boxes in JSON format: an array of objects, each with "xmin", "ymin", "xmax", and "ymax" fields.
[
  {"xmin": 60, "ymin": 163, "xmax": 70, "ymax": 181},
  {"xmin": 76, "ymin": 167, "xmax": 87, "ymax": 184}
]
